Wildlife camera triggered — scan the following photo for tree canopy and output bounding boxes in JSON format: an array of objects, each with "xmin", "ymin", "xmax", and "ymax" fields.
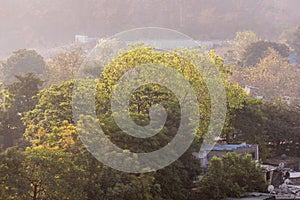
[
  {"xmin": 233, "ymin": 98, "xmax": 300, "ymax": 159},
  {"xmin": 1, "ymin": 49, "xmax": 45, "ymax": 83},
  {"xmin": 197, "ymin": 152, "xmax": 267, "ymax": 199},
  {"xmin": 0, "ymin": 73, "xmax": 43, "ymax": 149},
  {"xmin": 19, "ymin": 45, "xmax": 248, "ymax": 199},
  {"xmin": 232, "ymin": 48, "xmax": 300, "ymax": 99},
  {"xmin": 227, "ymin": 30, "xmax": 260, "ymax": 65},
  {"xmin": 241, "ymin": 41, "xmax": 290, "ymax": 66}
]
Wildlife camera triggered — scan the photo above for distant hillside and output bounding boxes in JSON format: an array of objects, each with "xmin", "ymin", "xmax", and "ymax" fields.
[{"xmin": 1, "ymin": 0, "xmax": 300, "ymax": 58}]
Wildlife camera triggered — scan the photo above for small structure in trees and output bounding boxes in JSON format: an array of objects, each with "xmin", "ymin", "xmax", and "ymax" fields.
[{"xmin": 193, "ymin": 143, "xmax": 259, "ymax": 168}]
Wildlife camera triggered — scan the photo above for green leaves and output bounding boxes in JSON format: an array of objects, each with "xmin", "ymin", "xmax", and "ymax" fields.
[
  {"xmin": 233, "ymin": 48, "xmax": 300, "ymax": 99},
  {"xmin": 233, "ymin": 98, "xmax": 300, "ymax": 159},
  {"xmin": 23, "ymin": 80, "xmax": 74, "ymax": 143},
  {"xmin": 18, "ymin": 45, "xmax": 248, "ymax": 199},
  {"xmin": 197, "ymin": 152, "xmax": 267, "ymax": 199},
  {"xmin": 227, "ymin": 31, "xmax": 260, "ymax": 65},
  {"xmin": 0, "ymin": 73, "xmax": 43, "ymax": 149},
  {"xmin": 0, "ymin": 82, "xmax": 12, "ymax": 113},
  {"xmin": 0, "ymin": 147, "xmax": 86, "ymax": 200}
]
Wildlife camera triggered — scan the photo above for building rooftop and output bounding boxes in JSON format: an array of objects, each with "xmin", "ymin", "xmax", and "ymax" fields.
[
  {"xmin": 266, "ymin": 156, "xmax": 300, "ymax": 164},
  {"xmin": 226, "ymin": 192, "xmax": 275, "ymax": 200},
  {"xmin": 200, "ymin": 143, "xmax": 257, "ymax": 151}
]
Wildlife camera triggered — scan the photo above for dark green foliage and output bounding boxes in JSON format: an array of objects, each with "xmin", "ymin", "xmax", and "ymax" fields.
[
  {"xmin": 242, "ymin": 41, "xmax": 290, "ymax": 66},
  {"xmin": 233, "ymin": 98, "xmax": 300, "ymax": 159},
  {"xmin": 197, "ymin": 152, "xmax": 267, "ymax": 199},
  {"xmin": 0, "ymin": 46, "xmax": 252, "ymax": 200},
  {"xmin": 260, "ymin": 101, "xmax": 300, "ymax": 157},
  {"xmin": 21, "ymin": 47, "xmax": 214, "ymax": 199},
  {"xmin": 0, "ymin": 147, "xmax": 86, "ymax": 200},
  {"xmin": 0, "ymin": 73, "xmax": 43, "ymax": 149}
]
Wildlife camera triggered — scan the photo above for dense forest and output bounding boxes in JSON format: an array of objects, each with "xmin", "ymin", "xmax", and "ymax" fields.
[
  {"xmin": 1, "ymin": 33, "xmax": 300, "ymax": 198},
  {"xmin": 1, "ymin": 1, "xmax": 300, "ymax": 199}
]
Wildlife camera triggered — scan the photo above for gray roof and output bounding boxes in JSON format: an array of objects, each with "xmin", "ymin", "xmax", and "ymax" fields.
[{"xmin": 200, "ymin": 143, "xmax": 256, "ymax": 151}]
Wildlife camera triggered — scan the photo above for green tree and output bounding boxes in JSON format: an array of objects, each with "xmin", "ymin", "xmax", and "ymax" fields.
[
  {"xmin": 0, "ymin": 147, "xmax": 29, "ymax": 199},
  {"xmin": 23, "ymin": 80, "xmax": 74, "ymax": 144},
  {"xmin": 197, "ymin": 152, "xmax": 267, "ymax": 199},
  {"xmin": 0, "ymin": 83, "xmax": 12, "ymax": 149},
  {"xmin": 0, "ymin": 73, "xmax": 43, "ymax": 149},
  {"xmin": 0, "ymin": 83, "xmax": 12, "ymax": 112},
  {"xmin": 231, "ymin": 98, "xmax": 271, "ymax": 160},
  {"xmin": 232, "ymin": 48, "xmax": 300, "ymax": 99},
  {"xmin": 242, "ymin": 41, "xmax": 290, "ymax": 66},
  {"xmin": 232, "ymin": 98, "xmax": 300, "ymax": 159},
  {"xmin": 23, "ymin": 45, "xmax": 247, "ymax": 199},
  {"xmin": 227, "ymin": 31, "xmax": 260, "ymax": 65},
  {"xmin": 259, "ymin": 101, "xmax": 300, "ymax": 156},
  {"xmin": 22, "ymin": 81, "xmax": 163, "ymax": 200},
  {"xmin": 0, "ymin": 147, "xmax": 86, "ymax": 200},
  {"xmin": 2, "ymin": 49, "xmax": 45, "ymax": 83}
]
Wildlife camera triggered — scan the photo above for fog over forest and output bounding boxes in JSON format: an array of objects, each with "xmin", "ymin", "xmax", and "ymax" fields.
[{"xmin": 1, "ymin": 0, "xmax": 300, "ymax": 58}]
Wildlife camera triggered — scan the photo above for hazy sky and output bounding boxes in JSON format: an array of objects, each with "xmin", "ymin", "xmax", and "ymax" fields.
[{"xmin": 1, "ymin": 0, "xmax": 300, "ymax": 58}]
